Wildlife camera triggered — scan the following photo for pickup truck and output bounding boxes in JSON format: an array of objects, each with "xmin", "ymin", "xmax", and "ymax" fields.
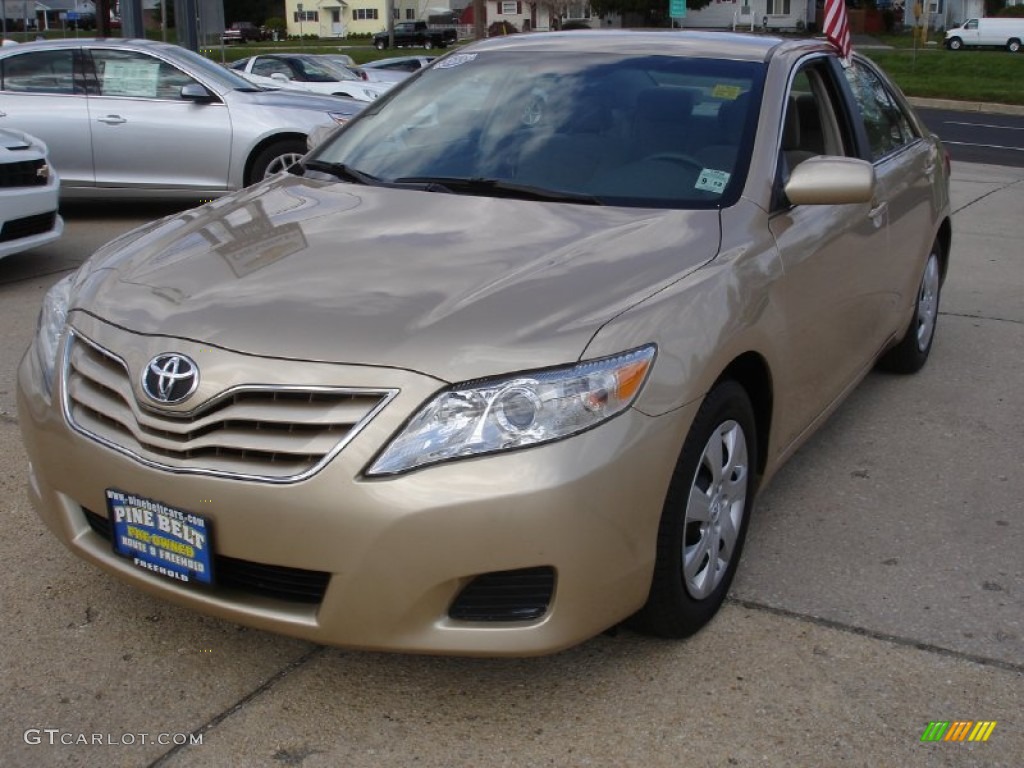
[
  {"xmin": 373, "ymin": 21, "xmax": 457, "ymax": 50},
  {"xmin": 222, "ymin": 22, "xmax": 265, "ymax": 44}
]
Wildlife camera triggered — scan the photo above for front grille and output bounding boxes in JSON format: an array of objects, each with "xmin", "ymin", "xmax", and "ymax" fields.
[
  {"xmin": 0, "ymin": 158, "xmax": 48, "ymax": 188},
  {"xmin": 449, "ymin": 567, "xmax": 556, "ymax": 622},
  {"xmin": 64, "ymin": 333, "xmax": 394, "ymax": 482},
  {"xmin": 0, "ymin": 211, "xmax": 56, "ymax": 243},
  {"xmin": 83, "ymin": 508, "xmax": 330, "ymax": 604}
]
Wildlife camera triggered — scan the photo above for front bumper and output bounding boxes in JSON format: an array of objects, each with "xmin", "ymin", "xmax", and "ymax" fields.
[
  {"xmin": 17, "ymin": 316, "xmax": 694, "ymax": 656},
  {"xmin": 0, "ymin": 169, "xmax": 63, "ymax": 261}
]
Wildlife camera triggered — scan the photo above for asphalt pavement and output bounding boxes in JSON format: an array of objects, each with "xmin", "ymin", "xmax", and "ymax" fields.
[{"xmin": 0, "ymin": 161, "xmax": 1021, "ymax": 767}]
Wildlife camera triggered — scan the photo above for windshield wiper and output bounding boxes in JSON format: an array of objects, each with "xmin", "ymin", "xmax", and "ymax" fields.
[
  {"xmin": 301, "ymin": 160, "xmax": 381, "ymax": 185},
  {"xmin": 392, "ymin": 176, "xmax": 603, "ymax": 206}
]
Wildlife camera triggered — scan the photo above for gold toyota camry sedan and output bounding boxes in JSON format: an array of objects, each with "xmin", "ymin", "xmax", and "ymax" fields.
[{"xmin": 18, "ymin": 32, "xmax": 951, "ymax": 656}]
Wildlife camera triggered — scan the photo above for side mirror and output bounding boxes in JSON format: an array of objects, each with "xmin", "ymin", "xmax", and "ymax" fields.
[
  {"xmin": 270, "ymin": 72, "xmax": 291, "ymax": 83},
  {"xmin": 180, "ymin": 83, "xmax": 215, "ymax": 102},
  {"xmin": 784, "ymin": 156, "xmax": 875, "ymax": 206}
]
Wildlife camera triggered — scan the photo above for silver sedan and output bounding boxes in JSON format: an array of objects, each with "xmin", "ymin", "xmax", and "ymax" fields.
[{"xmin": 0, "ymin": 39, "xmax": 365, "ymax": 200}]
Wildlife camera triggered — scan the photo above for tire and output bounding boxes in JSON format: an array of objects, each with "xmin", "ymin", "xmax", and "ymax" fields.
[
  {"xmin": 375, "ymin": 39, "xmax": 386, "ymax": 50},
  {"xmin": 247, "ymin": 139, "xmax": 307, "ymax": 185},
  {"xmin": 424, "ymin": 39, "xmax": 434, "ymax": 50},
  {"xmin": 1008, "ymin": 39, "xmax": 1022, "ymax": 53},
  {"xmin": 878, "ymin": 239, "xmax": 943, "ymax": 374},
  {"xmin": 947, "ymin": 37, "xmax": 963, "ymax": 50},
  {"xmin": 631, "ymin": 380, "xmax": 758, "ymax": 638}
]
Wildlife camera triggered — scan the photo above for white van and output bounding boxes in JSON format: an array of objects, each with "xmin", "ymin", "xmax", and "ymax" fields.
[{"xmin": 945, "ymin": 17, "xmax": 1024, "ymax": 52}]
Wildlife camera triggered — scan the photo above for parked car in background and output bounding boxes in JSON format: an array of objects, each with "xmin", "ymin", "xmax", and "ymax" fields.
[
  {"xmin": 221, "ymin": 21, "xmax": 266, "ymax": 44},
  {"xmin": 351, "ymin": 55, "xmax": 437, "ymax": 83},
  {"xmin": 0, "ymin": 39, "xmax": 364, "ymax": 200},
  {"xmin": 944, "ymin": 17, "xmax": 1024, "ymax": 51},
  {"xmin": 363, "ymin": 55, "xmax": 436, "ymax": 73},
  {"xmin": 373, "ymin": 21, "xmax": 457, "ymax": 50},
  {"xmin": 0, "ymin": 127, "xmax": 62, "ymax": 261},
  {"xmin": 230, "ymin": 54, "xmax": 393, "ymax": 101},
  {"xmin": 18, "ymin": 31, "xmax": 951, "ymax": 656}
]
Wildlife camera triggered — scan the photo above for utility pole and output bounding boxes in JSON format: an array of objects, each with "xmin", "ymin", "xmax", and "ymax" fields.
[{"xmin": 386, "ymin": 0, "xmax": 394, "ymax": 48}]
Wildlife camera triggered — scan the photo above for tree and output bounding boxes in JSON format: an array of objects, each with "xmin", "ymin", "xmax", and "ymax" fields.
[{"xmin": 983, "ymin": 0, "xmax": 1006, "ymax": 17}]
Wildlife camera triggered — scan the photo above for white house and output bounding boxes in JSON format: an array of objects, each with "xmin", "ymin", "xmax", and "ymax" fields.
[
  {"xmin": 679, "ymin": 0, "xmax": 810, "ymax": 32},
  {"xmin": 284, "ymin": 0, "xmax": 455, "ymax": 38}
]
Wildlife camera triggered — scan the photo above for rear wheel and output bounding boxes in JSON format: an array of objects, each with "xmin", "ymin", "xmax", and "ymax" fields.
[
  {"xmin": 878, "ymin": 239, "xmax": 943, "ymax": 374},
  {"xmin": 631, "ymin": 380, "xmax": 758, "ymax": 638},
  {"xmin": 947, "ymin": 37, "xmax": 963, "ymax": 50},
  {"xmin": 1008, "ymin": 39, "xmax": 1022, "ymax": 53},
  {"xmin": 375, "ymin": 39, "xmax": 387, "ymax": 50},
  {"xmin": 248, "ymin": 139, "xmax": 307, "ymax": 185}
]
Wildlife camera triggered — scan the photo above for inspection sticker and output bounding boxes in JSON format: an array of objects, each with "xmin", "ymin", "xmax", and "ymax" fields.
[
  {"xmin": 695, "ymin": 168, "xmax": 731, "ymax": 194},
  {"xmin": 106, "ymin": 490, "xmax": 213, "ymax": 585}
]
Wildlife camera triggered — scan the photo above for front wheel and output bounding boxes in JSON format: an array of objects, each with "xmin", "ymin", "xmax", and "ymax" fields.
[
  {"xmin": 878, "ymin": 239, "xmax": 943, "ymax": 374},
  {"xmin": 947, "ymin": 37, "xmax": 963, "ymax": 50},
  {"xmin": 375, "ymin": 39, "xmax": 386, "ymax": 50},
  {"xmin": 248, "ymin": 139, "xmax": 307, "ymax": 185},
  {"xmin": 630, "ymin": 380, "xmax": 758, "ymax": 638},
  {"xmin": 1008, "ymin": 39, "xmax": 1021, "ymax": 53}
]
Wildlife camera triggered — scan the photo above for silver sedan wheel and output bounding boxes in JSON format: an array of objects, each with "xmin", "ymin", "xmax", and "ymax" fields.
[
  {"xmin": 683, "ymin": 419, "xmax": 749, "ymax": 600},
  {"xmin": 263, "ymin": 151, "xmax": 305, "ymax": 178},
  {"xmin": 916, "ymin": 252, "xmax": 941, "ymax": 352}
]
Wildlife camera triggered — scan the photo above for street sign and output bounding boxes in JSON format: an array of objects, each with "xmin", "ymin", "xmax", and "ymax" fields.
[
  {"xmin": 670, "ymin": 0, "xmax": 687, "ymax": 17},
  {"xmin": 66, "ymin": 11, "xmax": 80, "ymax": 21}
]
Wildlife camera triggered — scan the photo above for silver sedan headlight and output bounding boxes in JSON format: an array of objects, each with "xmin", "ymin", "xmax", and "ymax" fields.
[
  {"xmin": 367, "ymin": 345, "xmax": 656, "ymax": 476},
  {"xmin": 35, "ymin": 273, "xmax": 74, "ymax": 396}
]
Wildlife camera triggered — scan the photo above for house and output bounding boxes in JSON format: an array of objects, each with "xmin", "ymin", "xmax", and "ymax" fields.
[
  {"xmin": 678, "ymin": 0, "xmax": 812, "ymax": 32},
  {"xmin": 283, "ymin": 0, "xmax": 455, "ymax": 38}
]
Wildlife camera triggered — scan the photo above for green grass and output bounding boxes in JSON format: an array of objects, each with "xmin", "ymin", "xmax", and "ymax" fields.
[{"xmin": 861, "ymin": 47, "xmax": 1024, "ymax": 105}]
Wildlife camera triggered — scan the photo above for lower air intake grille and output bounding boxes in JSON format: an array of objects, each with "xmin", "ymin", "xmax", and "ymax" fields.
[
  {"xmin": 0, "ymin": 211, "xmax": 56, "ymax": 243},
  {"xmin": 448, "ymin": 566, "xmax": 555, "ymax": 622},
  {"xmin": 83, "ymin": 508, "xmax": 330, "ymax": 604}
]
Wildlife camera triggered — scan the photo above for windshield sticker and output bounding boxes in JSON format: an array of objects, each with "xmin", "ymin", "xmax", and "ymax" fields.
[
  {"xmin": 696, "ymin": 169, "xmax": 731, "ymax": 194},
  {"xmin": 101, "ymin": 60, "xmax": 160, "ymax": 98},
  {"xmin": 437, "ymin": 53, "xmax": 478, "ymax": 69},
  {"xmin": 712, "ymin": 84, "xmax": 743, "ymax": 101}
]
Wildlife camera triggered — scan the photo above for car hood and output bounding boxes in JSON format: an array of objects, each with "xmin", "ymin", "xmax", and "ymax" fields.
[
  {"xmin": 73, "ymin": 176, "xmax": 721, "ymax": 383},
  {"xmin": 232, "ymin": 87, "xmax": 365, "ymax": 117},
  {"xmin": 0, "ymin": 127, "xmax": 40, "ymax": 153}
]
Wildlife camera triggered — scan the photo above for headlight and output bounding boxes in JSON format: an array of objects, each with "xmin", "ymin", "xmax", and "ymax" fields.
[
  {"xmin": 327, "ymin": 111, "xmax": 353, "ymax": 125},
  {"xmin": 35, "ymin": 273, "xmax": 74, "ymax": 396},
  {"xmin": 366, "ymin": 345, "xmax": 656, "ymax": 476}
]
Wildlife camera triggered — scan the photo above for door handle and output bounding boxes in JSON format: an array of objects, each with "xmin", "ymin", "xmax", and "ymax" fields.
[
  {"xmin": 868, "ymin": 200, "xmax": 888, "ymax": 226},
  {"xmin": 97, "ymin": 115, "xmax": 126, "ymax": 125}
]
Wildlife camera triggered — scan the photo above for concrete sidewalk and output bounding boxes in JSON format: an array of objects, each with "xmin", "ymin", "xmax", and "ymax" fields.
[{"xmin": 0, "ymin": 163, "xmax": 1021, "ymax": 767}]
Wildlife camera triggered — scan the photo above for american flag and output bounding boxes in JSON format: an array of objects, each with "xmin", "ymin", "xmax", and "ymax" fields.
[{"xmin": 823, "ymin": 0, "xmax": 852, "ymax": 59}]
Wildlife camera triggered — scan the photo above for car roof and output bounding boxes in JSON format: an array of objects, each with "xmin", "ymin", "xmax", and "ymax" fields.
[
  {"xmin": 464, "ymin": 30, "xmax": 827, "ymax": 63},
  {"xmin": 0, "ymin": 37, "xmax": 180, "ymax": 53}
]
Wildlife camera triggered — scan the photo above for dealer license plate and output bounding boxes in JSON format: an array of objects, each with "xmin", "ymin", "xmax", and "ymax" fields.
[{"xmin": 106, "ymin": 489, "xmax": 214, "ymax": 585}]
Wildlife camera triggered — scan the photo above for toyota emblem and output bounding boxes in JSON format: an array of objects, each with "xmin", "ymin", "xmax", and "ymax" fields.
[{"xmin": 142, "ymin": 354, "xmax": 199, "ymax": 405}]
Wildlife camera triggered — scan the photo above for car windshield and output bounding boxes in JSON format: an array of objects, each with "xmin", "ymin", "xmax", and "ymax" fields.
[
  {"xmin": 311, "ymin": 52, "xmax": 763, "ymax": 208},
  {"xmin": 292, "ymin": 56, "xmax": 359, "ymax": 82},
  {"xmin": 168, "ymin": 45, "xmax": 259, "ymax": 91}
]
